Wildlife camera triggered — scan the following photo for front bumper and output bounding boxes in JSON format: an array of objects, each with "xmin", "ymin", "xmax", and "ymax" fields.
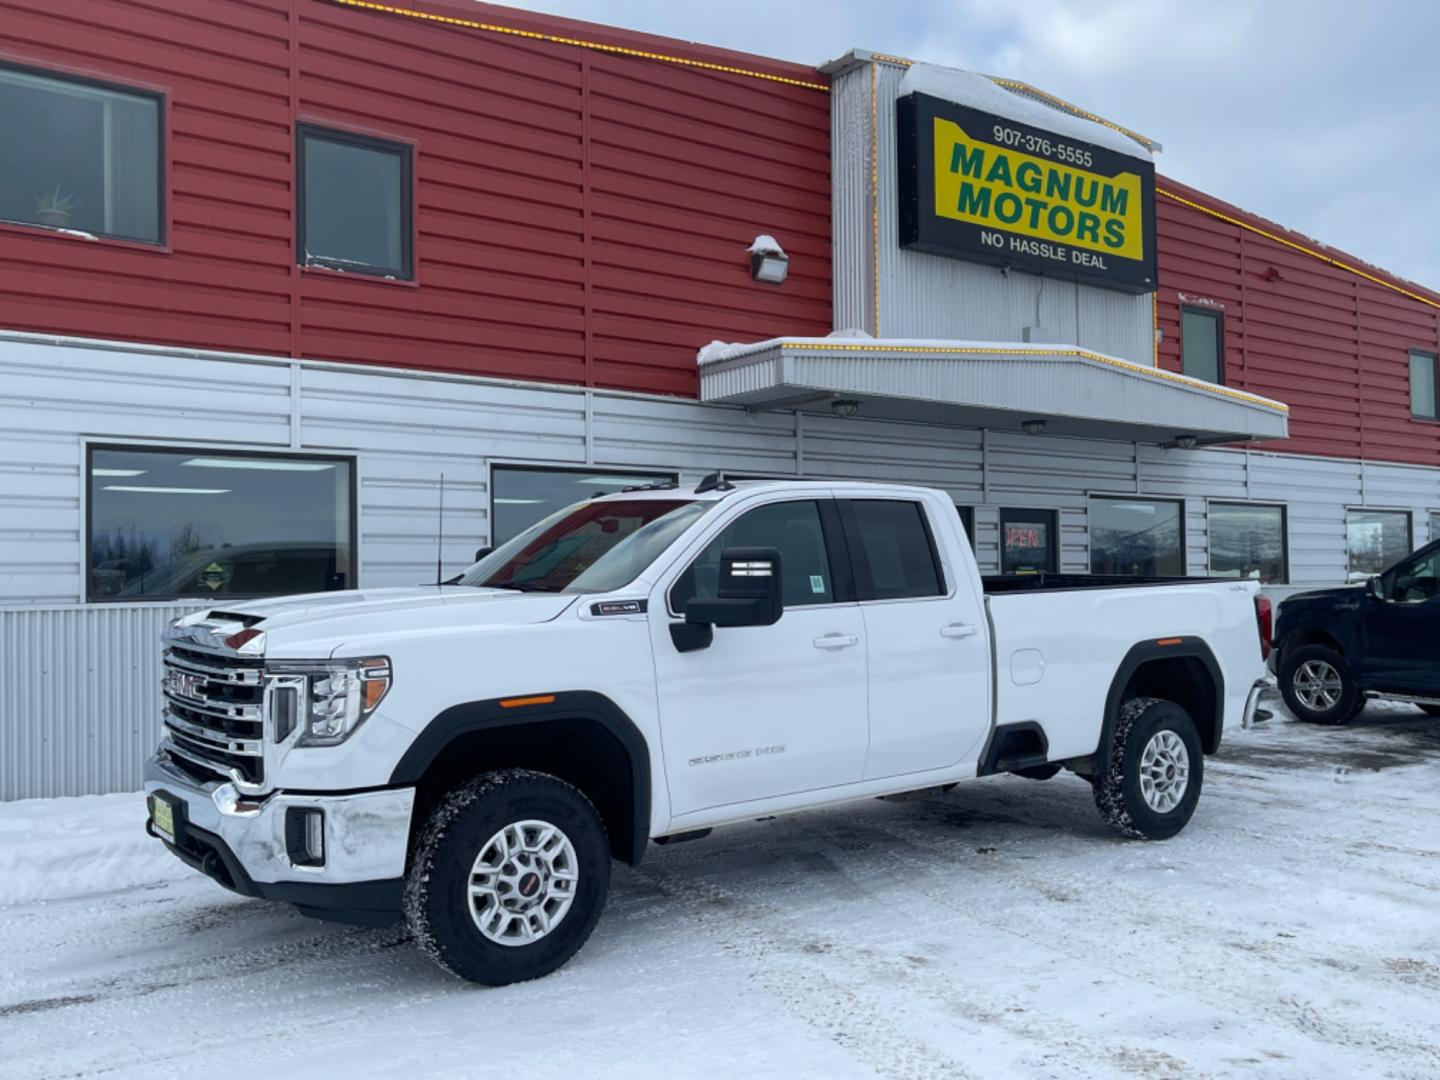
[{"xmin": 144, "ymin": 750, "xmax": 414, "ymax": 924}]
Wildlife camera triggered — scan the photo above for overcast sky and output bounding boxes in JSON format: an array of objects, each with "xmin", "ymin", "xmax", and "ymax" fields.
[{"xmin": 515, "ymin": 0, "xmax": 1439, "ymax": 290}]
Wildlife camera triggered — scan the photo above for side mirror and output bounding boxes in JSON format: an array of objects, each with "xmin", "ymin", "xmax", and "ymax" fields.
[
  {"xmin": 670, "ymin": 547, "xmax": 783, "ymax": 653},
  {"xmin": 474, "ymin": 546, "xmax": 493, "ymax": 563},
  {"xmin": 1367, "ymin": 575, "xmax": 1385, "ymax": 601}
]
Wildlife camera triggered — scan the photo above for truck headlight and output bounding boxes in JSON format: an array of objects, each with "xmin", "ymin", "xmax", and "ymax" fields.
[{"xmin": 268, "ymin": 657, "xmax": 391, "ymax": 747}]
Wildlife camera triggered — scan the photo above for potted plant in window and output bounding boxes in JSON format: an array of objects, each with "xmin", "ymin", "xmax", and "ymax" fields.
[{"xmin": 35, "ymin": 185, "xmax": 78, "ymax": 229}]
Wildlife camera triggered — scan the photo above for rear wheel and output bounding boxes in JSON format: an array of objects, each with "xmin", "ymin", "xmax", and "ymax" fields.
[
  {"xmin": 405, "ymin": 769, "xmax": 611, "ymax": 986},
  {"xmin": 1094, "ymin": 697, "xmax": 1204, "ymax": 841},
  {"xmin": 1279, "ymin": 644, "xmax": 1362, "ymax": 725}
]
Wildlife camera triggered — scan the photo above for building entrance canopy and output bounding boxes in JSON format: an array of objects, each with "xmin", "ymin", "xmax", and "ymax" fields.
[{"xmin": 698, "ymin": 336, "xmax": 1289, "ymax": 446}]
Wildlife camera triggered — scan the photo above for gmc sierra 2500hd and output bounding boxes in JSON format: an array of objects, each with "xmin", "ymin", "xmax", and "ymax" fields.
[{"xmin": 145, "ymin": 478, "xmax": 1271, "ymax": 985}]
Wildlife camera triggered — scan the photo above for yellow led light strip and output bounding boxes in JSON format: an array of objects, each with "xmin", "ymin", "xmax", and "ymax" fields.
[
  {"xmin": 1157, "ymin": 188, "xmax": 1440, "ymax": 312},
  {"xmin": 327, "ymin": 0, "xmax": 831, "ymax": 91},
  {"xmin": 871, "ymin": 62, "xmax": 880, "ymax": 336},
  {"xmin": 781, "ymin": 341, "xmax": 1289, "ymax": 413},
  {"xmin": 867, "ymin": 52, "xmax": 1157, "ymax": 153},
  {"xmin": 990, "ymin": 77, "xmax": 1158, "ymax": 152}
]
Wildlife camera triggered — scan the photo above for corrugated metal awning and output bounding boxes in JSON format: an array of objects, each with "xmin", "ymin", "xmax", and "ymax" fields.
[{"xmin": 698, "ymin": 337, "xmax": 1289, "ymax": 445}]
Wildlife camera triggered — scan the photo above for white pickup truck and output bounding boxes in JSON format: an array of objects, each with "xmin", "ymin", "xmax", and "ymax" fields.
[{"xmin": 145, "ymin": 478, "xmax": 1271, "ymax": 985}]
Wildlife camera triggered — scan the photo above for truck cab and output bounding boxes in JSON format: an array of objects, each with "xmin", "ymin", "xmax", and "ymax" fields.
[
  {"xmin": 1273, "ymin": 538, "xmax": 1440, "ymax": 723},
  {"xmin": 145, "ymin": 477, "xmax": 1268, "ymax": 985}
]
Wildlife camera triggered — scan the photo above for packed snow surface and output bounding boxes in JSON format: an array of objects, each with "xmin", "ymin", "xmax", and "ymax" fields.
[
  {"xmin": 898, "ymin": 63, "xmax": 1154, "ymax": 160},
  {"xmin": 3, "ymin": 697, "xmax": 1438, "ymax": 1079}
]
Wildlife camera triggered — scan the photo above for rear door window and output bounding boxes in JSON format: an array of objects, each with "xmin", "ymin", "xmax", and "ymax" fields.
[{"xmin": 838, "ymin": 499, "xmax": 946, "ymax": 600}]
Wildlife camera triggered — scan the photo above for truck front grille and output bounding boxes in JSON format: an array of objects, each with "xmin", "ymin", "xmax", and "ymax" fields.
[{"xmin": 161, "ymin": 645, "xmax": 266, "ymax": 785}]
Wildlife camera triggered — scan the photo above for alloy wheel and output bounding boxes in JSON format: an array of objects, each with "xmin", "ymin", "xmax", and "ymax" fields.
[
  {"xmin": 1293, "ymin": 659, "xmax": 1343, "ymax": 712},
  {"xmin": 468, "ymin": 819, "xmax": 579, "ymax": 946},
  {"xmin": 1138, "ymin": 729, "xmax": 1190, "ymax": 813}
]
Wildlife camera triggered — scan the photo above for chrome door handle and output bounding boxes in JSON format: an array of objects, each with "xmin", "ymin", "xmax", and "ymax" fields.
[
  {"xmin": 813, "ymin": 633, "xmax": 860, "ymax": 650},
  {"xmin": 940, "ymin": 623, "xmax": 979, "ymax": 639}
]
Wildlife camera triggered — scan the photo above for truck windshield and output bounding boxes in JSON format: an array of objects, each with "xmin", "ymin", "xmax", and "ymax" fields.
[{"xmin": 453, "ymin": 499, "xmax": 707, "ymax": 594}]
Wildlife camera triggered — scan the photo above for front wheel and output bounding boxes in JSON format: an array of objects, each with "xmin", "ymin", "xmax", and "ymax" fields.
[
  {"xmin": 1279, "ymin": 644, "xmax": 1361, "ymax": 725},
  {"xmin": 405, "ymin": 769, "xmax": 611, "ymax": 985},
  {"xmin": 1094, "ymin": 697, "xmax": 1204, "ymax": 841}
]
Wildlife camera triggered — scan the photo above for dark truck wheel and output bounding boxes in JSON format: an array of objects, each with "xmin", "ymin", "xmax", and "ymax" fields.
[
  {"xmin": 1094, "ymin": 697, "xmax": 1204, "ymax": 841},
  {"xmin": 1279, "ymin": 644, "xmax": 1362, "ymax": 725},
  {"xmin": 405, "ymin": 768, "xmax": 611, "ymax": 986}
]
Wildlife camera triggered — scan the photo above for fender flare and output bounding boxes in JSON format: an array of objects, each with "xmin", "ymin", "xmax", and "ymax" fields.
[
  {"xmin": 389, "ymin": 690, "xmax": 652, "ymax": 864},
  {"xmin": 1097, "ymin": 638, "xmax": 1225, "ymax": 760}
]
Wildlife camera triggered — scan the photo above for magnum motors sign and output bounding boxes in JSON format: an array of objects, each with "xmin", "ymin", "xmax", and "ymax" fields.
[{"xmin": 898, "ymin": 92, "xmax": 1157, "ymax": 293}]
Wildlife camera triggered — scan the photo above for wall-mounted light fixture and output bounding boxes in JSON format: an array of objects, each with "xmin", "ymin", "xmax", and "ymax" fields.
[
  {"xmin": 1021, "ymin": 419, "xmax": 1047, "ymax": 436},
  {"xmin": 831, "ymin": 399, "xmax": 860, "ymax": 419},
  {"xmin": 749, "ymin": 234, "xmax": 788, "ymax": 285}
]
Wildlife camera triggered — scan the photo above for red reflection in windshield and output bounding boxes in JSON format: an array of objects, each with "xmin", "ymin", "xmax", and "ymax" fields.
[{"xmin": 484, "ymin": 499, "xmax": 691, "ymax": 591}]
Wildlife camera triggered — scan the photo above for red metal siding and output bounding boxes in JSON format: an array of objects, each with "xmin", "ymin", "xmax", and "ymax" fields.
[
  {"xmin": 0, "ymin": 0, "xmax": 830, "ymax": 396},
  {"xmin": 1156, "ymin": 177, "xmax": 1440, "ymax": 467}
]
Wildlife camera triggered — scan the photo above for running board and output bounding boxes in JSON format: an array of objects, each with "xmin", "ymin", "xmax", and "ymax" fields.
[{"xmin": 1364, "ymin": 691, "xmax": 1440, "ymax": 707}]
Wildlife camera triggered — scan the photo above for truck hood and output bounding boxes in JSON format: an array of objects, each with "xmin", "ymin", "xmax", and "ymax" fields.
[
  {"xmin": 1282, "ymin": 584, "xmax": 1365, "ymax": 606},
  {"xmin": 174, "ymin": 587, "xmax": 579, "ymax": 657}
]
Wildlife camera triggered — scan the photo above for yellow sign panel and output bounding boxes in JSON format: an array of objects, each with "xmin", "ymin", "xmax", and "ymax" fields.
[{"xmin": 932, "ymin": 117, "xmax": 1145, "ymax": 264}]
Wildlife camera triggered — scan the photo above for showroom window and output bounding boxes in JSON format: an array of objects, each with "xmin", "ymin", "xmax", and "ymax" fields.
[
  {"xmin": 1181, "ymin": 307, "xmax": 1223, "ymax": 385},
  {"xmin": 1209, "ymin": 502, "xmax": 1287, "ymax": 583},
  {"xmin": 955, "ymin": 505, "xmax": 975, "ymax": 545},
  {"xmin": 1089, "ymin": 497, "xmax": 1185, "ymax": 576},
  {"xmin": 490, "ymin": 466, "xmax": 677, "ymax": 545},
  {"xmin": 1000, "ymin": 508, "xmax": 1057, "ymax": 574},
  {"xmin": 87, "ymin": 446, "xmax": 354, "ymax": 601},
  {"xmin": 298, "ymin": 125, "xmax": 412, "ymax": 278},
  {"xmin": 1411, "ymin": 350, "xmax": 1438, "ymax": 420},
  {"xmin": 1346, "ymin": 509, "xmax": 1412, "ymax": 579},
  {"xmin": 0, "ymin": 63, "xmax": 162, "ymax": 243}
]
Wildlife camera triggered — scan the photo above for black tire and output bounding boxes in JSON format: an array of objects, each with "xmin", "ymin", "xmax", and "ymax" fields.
[
  {"xmin": 1094, "ymin": 697, "xmax": 1204, "ymax": 841},
  {"xmin": 404, "ymin": 769, "xmax": 611, "ymax": 986},
  {"xmin": 1278, "ymin": 644, "xmax": 1362, "ymax": 725},
  {"xmin": 1419, "ymin": 704, "xmax": 1440, "ymax": 718}
]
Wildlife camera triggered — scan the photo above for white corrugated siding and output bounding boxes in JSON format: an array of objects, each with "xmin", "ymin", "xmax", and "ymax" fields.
[
  {"xmin": 0, "ymin": 602, "xmax": 204, "ymax": 799},
  {"xmin": 829, "ymin": 58, "xmax": 1154, "ymax": 365},
  {"xmin": 2, "ymin": 332, "xmax": 1439, "ymax": 798}
]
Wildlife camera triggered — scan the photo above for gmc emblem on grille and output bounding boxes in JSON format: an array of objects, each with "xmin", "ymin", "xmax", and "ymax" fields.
[{"xmin": 166, "ymin": 671, "xmax": 207, "ymax": 703}]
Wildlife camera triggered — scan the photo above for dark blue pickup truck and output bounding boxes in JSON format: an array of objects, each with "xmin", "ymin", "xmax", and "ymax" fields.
[{"xmin": 1273, "ymin": 538, "xmax": 1440, "ymax": 724}]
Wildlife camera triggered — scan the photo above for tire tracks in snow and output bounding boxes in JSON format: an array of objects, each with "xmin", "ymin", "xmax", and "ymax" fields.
[
  {"xmin": 632, "ymin": 848, "xmax": 1194, "ymax": 1080},
  {"xmin": 841, "ymin": 791, "xmax": 1440, "ymax": 1078}
]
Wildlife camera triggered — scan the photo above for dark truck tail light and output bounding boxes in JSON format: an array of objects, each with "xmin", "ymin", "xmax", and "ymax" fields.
[{"xmin": 1255, "ymin": 595, "xmax": 1273, "ymax": 660}]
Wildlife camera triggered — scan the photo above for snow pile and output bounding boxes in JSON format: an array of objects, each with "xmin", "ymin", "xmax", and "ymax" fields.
[
  {"xmin": 748, "ymin": 234, "xmax": 786, "ymax": 256},
  {"xmin": 697, "ymin": 338, "xmax": 776, "ymax": 365},
  {"xmin": 0, "ymin": 792, "xmax": 188, "ymax": 906},
  {"xmin": 898, "ymin": 63, "xmax": 1153, "ymax": 160}
]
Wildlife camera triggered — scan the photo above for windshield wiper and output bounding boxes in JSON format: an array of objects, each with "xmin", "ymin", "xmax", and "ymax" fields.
[{"xmin": 478, "ymin": 581, "xmax": 560, "ymax": 592}]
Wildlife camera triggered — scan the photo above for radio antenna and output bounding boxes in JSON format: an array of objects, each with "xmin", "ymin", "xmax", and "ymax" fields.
[{"xmin": 435, "ymin": 472, "xmax": 446, "ymax": 585}]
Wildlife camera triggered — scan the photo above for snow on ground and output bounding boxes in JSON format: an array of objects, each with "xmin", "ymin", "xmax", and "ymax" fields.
[{"xmin": 2, "ymin": 696, "xmax": 1438, "ymax": 1080}]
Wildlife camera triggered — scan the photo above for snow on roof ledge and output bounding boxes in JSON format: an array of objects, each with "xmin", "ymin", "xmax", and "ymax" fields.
[{"xmin": 897, "ymin": 63, "xmax": 1153, "ymax": 160}]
